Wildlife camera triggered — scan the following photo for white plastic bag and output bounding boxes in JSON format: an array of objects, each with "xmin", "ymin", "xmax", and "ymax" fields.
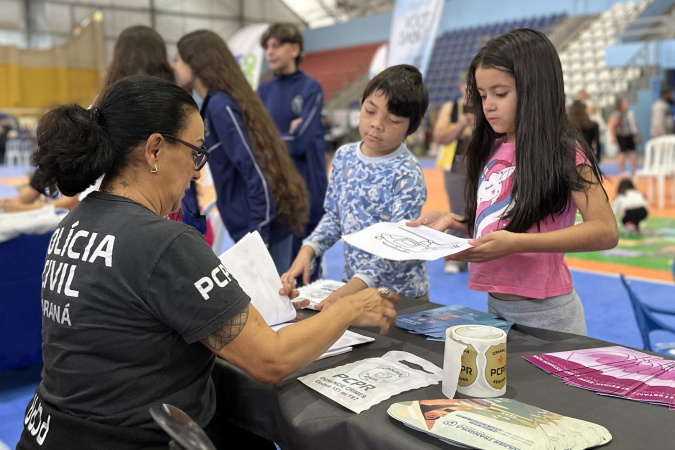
[{"xmin": 298, "ymin": 351, "xmax": 442, "ymax": 413}]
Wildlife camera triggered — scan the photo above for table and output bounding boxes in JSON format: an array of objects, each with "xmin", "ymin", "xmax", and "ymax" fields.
[
  {"xmin": 212, "ymin": 299, "xmax": 674, "ymax": 449},
  {"xmin": 0, "ymin": 232, "xmax": 51, "ymax": 370}
]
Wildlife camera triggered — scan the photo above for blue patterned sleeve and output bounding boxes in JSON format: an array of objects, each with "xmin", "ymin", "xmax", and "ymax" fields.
[
  {"xmin": 351, "ymin": 165, "xmax": 427, "ymax": 289},
  {"xmin": 302, "ymin": 148, "xmax": 344, "ymax": 256}
]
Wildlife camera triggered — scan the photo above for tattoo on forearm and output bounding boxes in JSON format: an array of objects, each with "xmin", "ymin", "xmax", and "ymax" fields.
[{"xmin": 201, "ymin": 304, "xmax": 250, "ymax": 351}]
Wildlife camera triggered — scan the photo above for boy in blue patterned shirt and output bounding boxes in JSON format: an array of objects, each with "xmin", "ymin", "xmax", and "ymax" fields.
[{"xmin": 282, "ymin": 65, "xmax": 430, "ymax": 303}]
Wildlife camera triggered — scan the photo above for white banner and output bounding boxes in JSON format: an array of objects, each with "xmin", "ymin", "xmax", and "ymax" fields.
[
  {"xmin": 369, "ymin": 43, "xmax": 389, "ymax": 79},
  {"xmin": 386, "ymin": 0, "xmax": 444, "ymax": 77},
  {"xmin": 228, "ymin": 23, "xmax": 269, "ymax": 90}
]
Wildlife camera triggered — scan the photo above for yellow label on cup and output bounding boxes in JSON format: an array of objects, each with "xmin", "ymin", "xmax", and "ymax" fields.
[
  {"xmin": 447, "ymin": 325, "xmax": 507, "ymax": 398},
  {"xmin": 458, "ymin": 344, "xmax": 477, "ymax": 387},
  {"xmin": 484, "ymin": 342, "xmax": 506, "ymax": 390}
]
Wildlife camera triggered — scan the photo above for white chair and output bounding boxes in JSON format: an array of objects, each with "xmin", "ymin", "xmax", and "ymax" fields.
[
  {"xmin": 4, "ymin": 139, "xmax": 23, "ymax": 165},
  {"xmin": 4, "ymin": 138, "xmax": 36, "ymax": 166},
  {"xmin": 21, "ymin": 139, "xmax": 36, "ymax": 164},
  {"xmin": 636, "ymin": 136, "xmax": 675, "ymax": 209}
]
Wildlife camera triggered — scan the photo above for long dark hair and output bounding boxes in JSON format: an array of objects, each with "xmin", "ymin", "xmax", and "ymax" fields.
[
  {"xmin": 177, "ymin": 30, "xmax": 309, "ymax": 235},
  {"xmin": 103, "ymin": 25, "xmax": 174, "ymax": 91},
  {"xmin": 32, "ymin": 76, "xmax": 197, "ymax": 197},
  {"xmin": 464, "ymin": 28, "xmax": 603, "ymax": 234}
]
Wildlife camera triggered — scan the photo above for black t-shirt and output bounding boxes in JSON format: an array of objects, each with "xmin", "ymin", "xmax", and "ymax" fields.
[{"xmin": 38, "ymin": 192, "xmax": 250, "ymax": 431}]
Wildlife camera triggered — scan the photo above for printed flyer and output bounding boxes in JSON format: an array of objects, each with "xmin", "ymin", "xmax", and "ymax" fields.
[
  {"xmin": 396, "ymin": 305, "xmax": 513, "ymax": 340},
  {"xmin": 524, "ymin": 346, "xmax": 675, "ymax": 409},
  {"xmin": 294, "ymin": 279, "xmax": 346, "ymax": 309},
  {"xmin": 387, "ymin": 398, "xmax": 612, "ymax": 449}
]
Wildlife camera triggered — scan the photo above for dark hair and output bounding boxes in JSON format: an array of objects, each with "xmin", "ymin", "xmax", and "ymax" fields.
[
  {"xmin": 361, "ymin": 64, "xmax": 429, "ymax": 136},
  {"xmin": 464, "ymin": 28, "xmax": 603, "ymax": 234},
  {"xmin": 32, "ymin": 76, "xmax": 197, "ymax": 197},
  {"xmin": 177, "ymin": 30, "xmax": 309, "ymax": 235},
  {"xmin": 103, "ymin": 26, "xmax": 174, "ymax": 91},
  {"xmin": 260, "ymin": 23, "xmax": 304, "ymax": 65},
  {"xmin": 617, "ymin": 178, "xmax": 635, "ymax": 196}
]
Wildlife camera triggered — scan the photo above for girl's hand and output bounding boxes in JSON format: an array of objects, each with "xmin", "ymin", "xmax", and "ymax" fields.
[
  {"xmin": 407, "ymin": 211, "xmax": 465, "ymax": 233},
  {"xmin": 447, "ymin": 230, "xmax": 517, "ymax": 262}
]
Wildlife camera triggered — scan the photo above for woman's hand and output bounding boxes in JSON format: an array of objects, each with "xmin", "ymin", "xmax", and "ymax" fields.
[
  {"xmin": 314, "ymin": 290, "xmax": 342, "ymax": 312},
  {"xmin": 334, "ymin": 288, "xmax": 400, "ymax": 335},
  {"xmin": 407, "ymin": 211, "xmax": 467, "ymax": 234},
  {"xmin": 447, "ymin": 230, "xmax": 518, "ymax": 262},
  {"xmin": 279, "ymin": 282, "xmax": 307, "ymax": 319},
  {"xmin": 314, "ymin": 277, "xmax": 368, "ymax": 312}
]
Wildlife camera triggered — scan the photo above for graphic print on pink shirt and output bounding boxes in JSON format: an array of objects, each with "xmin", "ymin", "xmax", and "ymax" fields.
[{"xmin": 475, "ymin": 159, "xmax": 516, "ymax": 238}]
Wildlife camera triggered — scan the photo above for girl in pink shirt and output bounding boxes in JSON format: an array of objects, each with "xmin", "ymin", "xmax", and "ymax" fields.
[{"xmin": 409, "ymin": 29, "xmax": 618, "ymax": 335}]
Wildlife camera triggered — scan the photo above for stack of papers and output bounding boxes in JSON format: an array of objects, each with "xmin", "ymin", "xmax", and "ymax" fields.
[
  {"xmin": 294, "ymin": 279, "xmax": 346, "ymax": 310},
  {"xmin": 219, "ymin": 232, "xmax": 296, "ymax": 326},
  {"xmin": 272, "ymin": 323, "xmax": 374, "ymax": 359},
  {"xmin": 524, "ymin": 346, "xmax": 675, "ymax": 409},
  {"xmin": 396, "ymin": 305, "xmax": 513, "ymax": 341},
  {"xmin": 388, "ymin": 398, "xmax": 612, "ymax": 449}
]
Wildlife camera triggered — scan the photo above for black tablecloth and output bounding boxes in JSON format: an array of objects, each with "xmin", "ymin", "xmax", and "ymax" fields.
[{"xmin": 212, "ymin": 299, "xmax": 674, "ymax": 449}]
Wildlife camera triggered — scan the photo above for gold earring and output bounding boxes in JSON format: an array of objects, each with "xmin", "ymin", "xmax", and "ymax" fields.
[{"xmin": 151, "ymin": 164, "xmax": 158, "ymax": 173}]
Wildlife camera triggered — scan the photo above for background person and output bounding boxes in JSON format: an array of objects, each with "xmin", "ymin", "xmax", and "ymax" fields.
[
  {"xmin": 433, "ymin": 77, "xmax": 474, "ymax": 274},
  {"xmin": 608, "ymin": 97, "xmax": 638, "ymax": 175},
  {"xmin": 650, "ymin": 89, "xmax": 674, "ymax": 138},
  {"xmin": 612, "ymin": 178, "xmax": 649, "ymax": 237},
  {"xmin": 174, "ymin": 30, "xmax": 309, "ymax": 274},
  {"xmin": 586, "ymin": 100, "xmax": 606, "ymax": 162},
  {"xmin": 567, "ymin": 90, "xmax": 600, "ymax": 162},
  {"xmin": 258, "ymin": 23, "xmax": 328, "ymax": 280},
  {"xmin": 17, "ymin": 76, "xmax": 397, "ymax": 450}
]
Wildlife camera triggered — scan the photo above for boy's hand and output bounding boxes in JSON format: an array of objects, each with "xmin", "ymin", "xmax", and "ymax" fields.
[{"xmin": 281, "ymin": 246, "xmax": 315, "ymax": 286}]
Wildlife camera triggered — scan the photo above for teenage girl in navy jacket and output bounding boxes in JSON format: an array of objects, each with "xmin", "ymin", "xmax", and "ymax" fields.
[{"xmin": 173, "ymin": 30, "xmax": 309, "ymax": 273}]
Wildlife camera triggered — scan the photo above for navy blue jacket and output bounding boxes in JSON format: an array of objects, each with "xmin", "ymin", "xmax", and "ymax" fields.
[
  {"xmin": 258, "ymin": 70, "xmax": 327, "ymax": 233},
  {"xmin": 201, "ymin": 90, "xmax": 285, "ymax": 244}
]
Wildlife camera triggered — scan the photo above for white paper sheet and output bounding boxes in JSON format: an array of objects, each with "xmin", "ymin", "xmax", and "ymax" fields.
[
  {"xmin": 0, "ymin": 205, "xmax": 65, "ymax": 243},
  {"xmin": 295, "ymin": 279, "xmax": 346, "ymax": 309},
  {"xmin": 218, "ymin": 232, "xmax": 296, "ymax": 326},
  {"xmin": 271, "ymin": 324, "xmax": 375, "ymax": 360},
  {"xmin": 341, "ymin": 220, "xmax": 472, "ymax": 261}
]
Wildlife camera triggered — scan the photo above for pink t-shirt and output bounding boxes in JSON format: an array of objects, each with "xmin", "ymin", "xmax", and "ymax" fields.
[{"xmin": 467, "ymin": 141, "xmax": 588, "ymax": 299}]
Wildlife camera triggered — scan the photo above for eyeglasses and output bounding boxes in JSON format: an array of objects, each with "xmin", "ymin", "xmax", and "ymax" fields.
[{"xmin": 163, "ymin": 134, "xmax": 210, "ymax": 170}]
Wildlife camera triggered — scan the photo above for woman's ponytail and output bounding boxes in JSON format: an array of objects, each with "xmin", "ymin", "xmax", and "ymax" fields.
[{"xmin": 32, "ymin": 104, "xmax": 116, "ymax": 197}]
